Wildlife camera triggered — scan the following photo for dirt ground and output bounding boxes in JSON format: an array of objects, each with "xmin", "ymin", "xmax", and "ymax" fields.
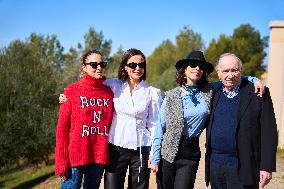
[
  {"xmin": 98, "ymin": 132, "xmax": 284, "ymax": 189},
  {"xmin": 36, "ymin": 132, "xmax": 284, "ymax": 189}
]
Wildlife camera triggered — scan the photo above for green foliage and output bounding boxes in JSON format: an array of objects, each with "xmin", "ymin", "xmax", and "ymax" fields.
[
  {"xmin": 0, "ymin": 36, "xmax": 60, "ymax": 167},
  {"xmin": 59, "ymin": 47, "xmax": 81, "ymax": 88},
  {"xmin": 0, "ymin": 27, "xmax": 114, "ymax": 168},
  {"xmin": 147, "ymin": 39, "xmax": 176, "ymax": 84},
  {"xmin": 62, "ymin": 27, "xmax": 113, "ymax": 86},
  {"xmin": 81, "ymin": 27, "xmax": 112, "ymax": 59},
  {"xmin": 205, "ymin": 24, "xmax": 268, "ymax": 81},
  {"xmin": 147, "ymin": 27, "xmax": 203, "ymax": 91},
  {"xmin": 0, "ymin": 24, "xmax": 268, "ymax": 170},
  {"xmin": 105, "ymin": 46, "xmax": 124, "ymax": 79}
]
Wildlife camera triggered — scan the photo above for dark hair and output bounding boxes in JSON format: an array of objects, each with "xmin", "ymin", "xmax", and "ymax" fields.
[
  {"xmin": 81, "ymin": 49, "xmax": 102, "ymax": 64},
  {"xmin": 80, "ymin": 50, "xmax": 103, "ymax": 78},
  {"xmin": 176, "ymin": 64, "xmax": 209, "ymax": 87},
  {"xmin": 118, "ymin": 48, "xmax": 146, "ymax": 81}
]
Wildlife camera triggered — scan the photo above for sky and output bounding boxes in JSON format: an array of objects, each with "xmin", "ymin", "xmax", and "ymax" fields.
[{"xmin": 0, "ymin": 0, "xmax": 284, "ymax": 56}]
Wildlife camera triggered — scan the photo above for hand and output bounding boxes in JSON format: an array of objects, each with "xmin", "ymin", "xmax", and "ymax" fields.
[
  {"xmin": 150, "ymin": 163, "xmax": 159, "ymax": 175},
  {"xmin": 259, "ymin": 170, "xmax": 272, "ymax": 188},
  {"xmin": 254, "ymin": 80, "xmax": 265, "ymax": 97},
  {"xmin": 148, "ymin": 156, "xmax": 159, "ymax": 175},
  {"xmin": 59, "ymin": 94, "xmax": 67, "ymax": 104},
  {"xmin": 59, "ymin": 173, "xmax": 67, "ymax": 181}
]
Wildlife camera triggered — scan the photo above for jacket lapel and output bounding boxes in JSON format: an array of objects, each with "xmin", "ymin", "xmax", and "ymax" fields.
[
  {"xmin": 212, "ymin": 88, "xmax": 222, "ymax": 114},
  {"xmin": 207, "ymin": 88, "xmax": 222, "ymax": 142},
  {"xmin": 236, "ymin": 81, "xmax": 252, "ymax": 125}
]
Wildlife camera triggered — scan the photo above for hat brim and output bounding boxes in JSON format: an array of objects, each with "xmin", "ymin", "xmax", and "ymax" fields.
[{"xmin": 175, "ymin": 59, "xmax": 214, "ymax": 74}]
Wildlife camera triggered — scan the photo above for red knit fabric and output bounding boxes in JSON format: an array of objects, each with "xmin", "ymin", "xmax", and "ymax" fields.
[{"xmin": 55, "ymin": 74, "xmax": 114, "ymax": 175}]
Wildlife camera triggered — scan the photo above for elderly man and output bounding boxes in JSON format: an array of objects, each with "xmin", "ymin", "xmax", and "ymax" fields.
[{"xmin": 205, "ymin": 53, "xmax": 277, "ymax": 189}]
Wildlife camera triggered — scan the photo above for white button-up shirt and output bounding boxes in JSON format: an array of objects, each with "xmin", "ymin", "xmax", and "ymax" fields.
[{"xmin": 105, "ymin": 78, "xmax": 161, "ymax": 150}]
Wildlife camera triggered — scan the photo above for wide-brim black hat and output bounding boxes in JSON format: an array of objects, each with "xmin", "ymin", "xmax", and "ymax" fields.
[{"xmin": 175, "ymin": 50, "xmax": 214, "ymax": 73}]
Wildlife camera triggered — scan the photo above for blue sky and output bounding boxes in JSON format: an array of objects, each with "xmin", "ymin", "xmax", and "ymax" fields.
[{"xmin": 0, "ymin": 0, "xmax": 284, "ymax": 56}]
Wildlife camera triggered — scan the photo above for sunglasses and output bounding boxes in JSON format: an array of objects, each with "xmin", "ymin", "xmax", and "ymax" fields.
[
  {"xmin": 126, "ymin": 62, "xmax": 146, "ymax": 69},
  {"xmin": 187, "ymin": 61, "xmax": 207, "ymax": 71},
  {"xmin": 85, "ymin": 61, "xmax": 107, "ymax": 69}
]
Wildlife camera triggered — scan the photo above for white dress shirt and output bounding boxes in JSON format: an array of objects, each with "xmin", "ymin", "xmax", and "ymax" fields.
[{"xmin": 104, "ymin": 78, "xmax": 161, "ymax": 150}]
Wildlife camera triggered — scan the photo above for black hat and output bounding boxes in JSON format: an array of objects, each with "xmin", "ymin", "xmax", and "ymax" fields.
[{"xmin": 175, "ymin": 50, "xmax": 214, "ymax": 73}]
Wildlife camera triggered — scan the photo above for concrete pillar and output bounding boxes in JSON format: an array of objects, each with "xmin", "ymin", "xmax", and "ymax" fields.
[{"xmin": 267, "ymin": 21, "xmax": 284, "ymax": 148}]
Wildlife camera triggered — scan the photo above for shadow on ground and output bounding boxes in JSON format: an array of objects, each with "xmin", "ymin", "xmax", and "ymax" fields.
[{"xmin": 11, "ymin": 172, "xmax": 54, "ymax": 189}]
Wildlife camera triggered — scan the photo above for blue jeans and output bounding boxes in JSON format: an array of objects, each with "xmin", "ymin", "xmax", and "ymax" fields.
[{"xmin": 61, "ymin": 163, "xmax": 104, "ymax": 189}]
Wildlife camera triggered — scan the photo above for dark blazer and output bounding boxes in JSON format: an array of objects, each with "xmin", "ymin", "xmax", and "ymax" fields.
[{"xmin": 205, "ymin": 80, "xmax": 277, "ymax": 186}]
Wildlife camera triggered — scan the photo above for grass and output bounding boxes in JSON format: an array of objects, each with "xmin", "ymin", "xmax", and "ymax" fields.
[
  {"xmin": 0, "ymin": 148, "xmax": 283, "ymax": 189},
  {"xmin": 0, "ymin": 164, "xmax": 57, "ymax": 189},
  {"xmin": 277, "ymin": 147, "xmax": 284, "ymax": 158}
]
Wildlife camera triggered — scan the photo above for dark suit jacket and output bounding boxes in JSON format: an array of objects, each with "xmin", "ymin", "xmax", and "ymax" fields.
[{"xmin": 205, "ymin": 80, "xmax": 277, "ymax": 186}]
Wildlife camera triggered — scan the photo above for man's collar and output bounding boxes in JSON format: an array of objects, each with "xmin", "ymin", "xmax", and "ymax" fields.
[{"xmin": 222, "ymin": 84, "xmax": 240, "ymax": 98}]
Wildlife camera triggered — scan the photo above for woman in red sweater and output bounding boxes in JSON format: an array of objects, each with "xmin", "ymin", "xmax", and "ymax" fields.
[{"xmin": 55, "ymin": 50, "xmax": 114, "ymax": 189}]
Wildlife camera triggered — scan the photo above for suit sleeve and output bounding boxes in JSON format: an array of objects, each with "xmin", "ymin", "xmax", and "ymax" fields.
[
  {"xmin": 55, "ymin": 88, "xmax": 72, "ymax": 175},
  {"xmin": 260, "ymin": 87, "xmax": 277, "ymax": 172}
]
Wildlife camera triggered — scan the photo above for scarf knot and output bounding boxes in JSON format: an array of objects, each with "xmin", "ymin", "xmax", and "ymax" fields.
[{"xmin": 182, "ymin": 83, "xmax": 198, "ymax": 105}]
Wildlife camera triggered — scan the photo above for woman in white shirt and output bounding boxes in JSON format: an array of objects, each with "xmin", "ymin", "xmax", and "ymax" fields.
[
  {"xmin": 60, "ymin": 48, "xmax": 161, "ymax": 189},
  {"xmin": 104, "ymin": 48, "xmax": 161, "ymax": 189}
]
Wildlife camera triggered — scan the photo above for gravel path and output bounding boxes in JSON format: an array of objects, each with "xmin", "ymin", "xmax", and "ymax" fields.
[
  {"xmin": 126, "ymin": 132, "xmax": 284, "ymax": 189},
  {"xmin": 36, "ymin": 132, "xmax": 284, "ymax": 189}
]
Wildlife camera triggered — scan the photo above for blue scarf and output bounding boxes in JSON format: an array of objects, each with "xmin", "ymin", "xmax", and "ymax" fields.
[{"xmin": 182, "ymin": 83, "xmax": 198, "ymax": 105}]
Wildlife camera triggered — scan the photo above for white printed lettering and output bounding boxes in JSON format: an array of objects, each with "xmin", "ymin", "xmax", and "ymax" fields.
[
  {"xmin": 93, "ymin": 110, "xmax": 102, "ymax": 123},
  {"xmin": 82, "ymin": 124, "xmax": 90, "ymax": 137},
  {"xmin": 80, "ymin": 96, "xmax": 89, "ymax": 108}
]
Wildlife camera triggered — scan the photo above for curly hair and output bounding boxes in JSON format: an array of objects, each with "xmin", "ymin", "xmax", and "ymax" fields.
[
  {"xmin": 118, "ymin": 48, "xmax": 146, "ymax": 81},
  {"xmin": 175, "ymin": 63, "xmax": 209, "ymax": 87}
]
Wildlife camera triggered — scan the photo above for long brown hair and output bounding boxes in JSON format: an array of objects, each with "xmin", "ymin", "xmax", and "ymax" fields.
[{"xmin": 118, "ymin": 48, "xmax": 146, "ymax": 81}]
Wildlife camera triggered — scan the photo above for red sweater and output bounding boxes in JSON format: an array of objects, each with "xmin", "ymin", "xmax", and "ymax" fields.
[{"xmin": 55, "ymin": 74, "xmax": 114, "ymax": 175}]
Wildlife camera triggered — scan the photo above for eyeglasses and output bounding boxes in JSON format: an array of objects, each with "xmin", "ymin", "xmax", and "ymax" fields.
[
  {"xmin": 85, "ymin": 62, "xmax": 107, "ymax": 69},
  {"xmin": 126, "ymin": 62, "xmax": 146, "ymax": 69},
  {"xmin": 187, "ymin": 61, "xmax": 207, "ymax": 71}
]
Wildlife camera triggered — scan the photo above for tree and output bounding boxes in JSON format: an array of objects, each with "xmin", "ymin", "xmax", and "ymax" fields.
[
  {"xmin": 0, "ymin": 34, "xmax": 62, "ymax": 167},
  {"xmin": 205, "ymin": 24, "xmax": 268, "ymax": 80},
  {"xmin": 60, "ymin": 47, "xmax": 81, "ymax": 88},
  {"xmin": 106, "ymin": 46, "xmax": 124, "ymax": 79},
  {"xmin": 231, "ymin": 24, "xmax": 268, "ymax": 76},
  {"xmin": 204, "ymin": 34, "xmax": 232, "ymax": 80},
  {"xmin": 81, "ymin": 27, "xmax": 112, "ymax": 59},
  {"xmin": 147, "ymin": 39, "xmax": 176, "ymax": 84},
  {"xmin": 0, "ymin": 28, "xmax": 113, "ymax": 168},
  {"xmin": 175, "ymin": 26, "xmax": 204, "ymax": 59},
  {"xmin": 27, "ymin": 33, "xmax": 65, "ymax": 70},
  {"xmin": 147, "ymin": 27, "xmax": 204, "ymax": 91}
]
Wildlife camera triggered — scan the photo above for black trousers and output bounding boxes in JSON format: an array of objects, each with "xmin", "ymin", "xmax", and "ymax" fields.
[
  {"xmin": 210, "ymin": 161, "xmax": 259, "ymax": 189},
  {"xmin": 156, "ymin": 161, "xmax": 164, "ymax": 189},
  {"xmin": 162, "ymin": 136, "xmax": 201, "ymax": 189},
  {"xmin": 104, "ymin": 143, "xmax": 150, "ymax": 189}
]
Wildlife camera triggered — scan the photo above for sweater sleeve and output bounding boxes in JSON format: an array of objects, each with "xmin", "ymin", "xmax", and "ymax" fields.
[{"xmin": 55, "ymin": 88, "xmax": 72, "ymax": 175}]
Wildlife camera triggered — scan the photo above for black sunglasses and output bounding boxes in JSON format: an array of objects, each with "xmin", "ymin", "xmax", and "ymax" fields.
[
  {"xmin": 187, "ymin": 61, "xmax": 207, "ymax": 71},
  {"xmin": 126, "ymin": 62, "xmax": 146, "ymax": 69},
  {"xmin": 85, "ymin": 61, "xmax": 107, "ymax": 69}
]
